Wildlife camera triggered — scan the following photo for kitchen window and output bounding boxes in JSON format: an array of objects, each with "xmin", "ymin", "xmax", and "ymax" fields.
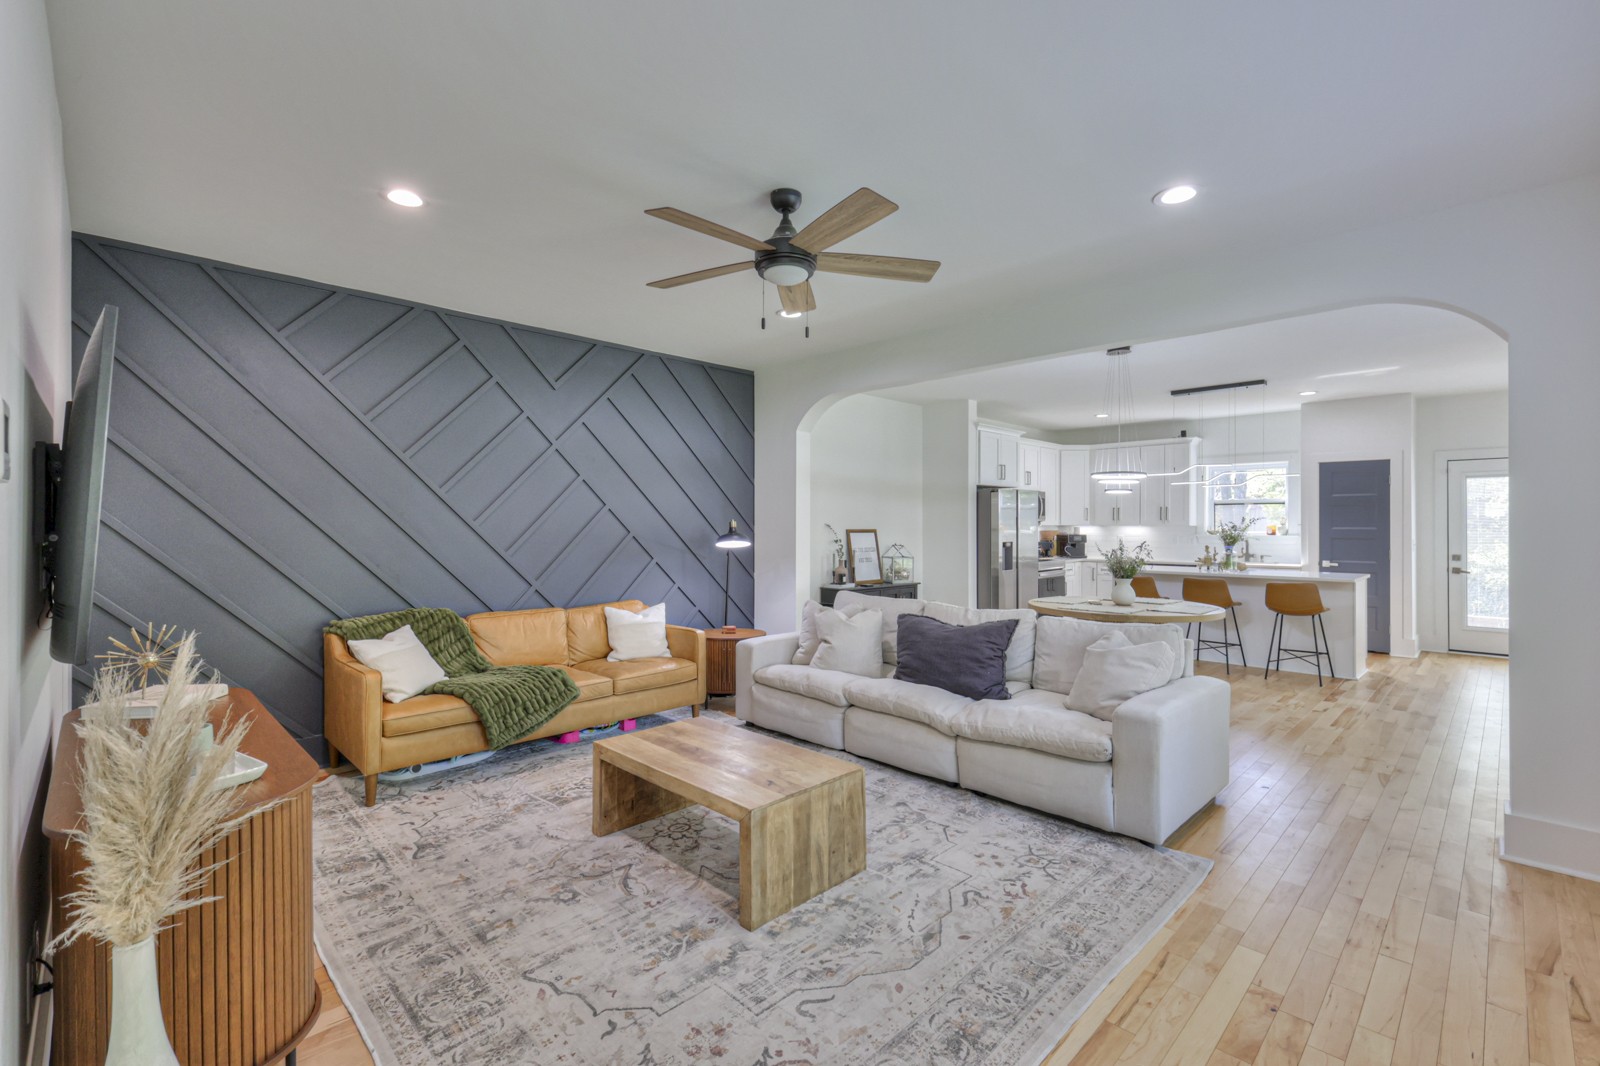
[{"xmin": 1209, "ymin": 462, "xmax": 1292, "ymax": 532}]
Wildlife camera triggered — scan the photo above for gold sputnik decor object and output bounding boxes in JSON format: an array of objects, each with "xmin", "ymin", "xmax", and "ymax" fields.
[{"xmin": 97, "ymin": 623, "xmax": 183, "ymax": 694}]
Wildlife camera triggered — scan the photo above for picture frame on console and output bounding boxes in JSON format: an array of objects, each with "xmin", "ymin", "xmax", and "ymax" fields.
[{"xmin": 846, "ymin": 528, "xmax": 883, "ymax": 585}]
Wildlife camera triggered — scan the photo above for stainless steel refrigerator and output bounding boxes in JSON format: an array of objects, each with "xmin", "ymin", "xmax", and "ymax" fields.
[{"xmin": 977, "ymin": 488, "xmax": 1043, "ymax": 609}]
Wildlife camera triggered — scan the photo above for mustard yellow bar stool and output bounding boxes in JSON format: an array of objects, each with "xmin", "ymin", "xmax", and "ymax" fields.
[
  {"xmin": 1131, "ymin": 576, "xmax": 1160, "ymax": 598},
  {"xmin": 1183, "ymin": 577, "xmax": 1247, "ymax": 674},
  {"xmin": 1264, "ymin": 581, "xmax": 1335, "ymax": 686}
]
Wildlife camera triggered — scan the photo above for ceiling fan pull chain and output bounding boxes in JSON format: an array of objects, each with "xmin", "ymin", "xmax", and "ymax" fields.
[
  {"xmin": 805, "ymin": 310, "xmax": 810, "ymax": 339},
  {"xmin": 760, "ymin": 282, "xmax": 767, "ymax": 330}
]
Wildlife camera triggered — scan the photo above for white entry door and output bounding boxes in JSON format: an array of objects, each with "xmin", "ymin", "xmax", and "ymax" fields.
[{"xmin": 1447, "ymin": 457, "xmax": 1509, "ymax": 655}]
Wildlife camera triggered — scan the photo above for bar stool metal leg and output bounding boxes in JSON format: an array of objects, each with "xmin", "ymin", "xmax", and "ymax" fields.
[{"xmin": 1231, "ymin": 605, "xmax": 1248, "ymax": 668}]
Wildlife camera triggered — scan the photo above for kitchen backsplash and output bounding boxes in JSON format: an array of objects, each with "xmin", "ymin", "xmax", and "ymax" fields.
[{"xmin": 1046, "ymin": 525, "xmax": 1304, "ymax": 566}]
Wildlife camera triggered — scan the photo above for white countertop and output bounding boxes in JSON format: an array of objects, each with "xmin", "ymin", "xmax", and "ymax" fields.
[
  {"xmin": 1080, "ymin": 556, "xmax": 1307, "ymax": 571},
  {"xmin": 1137, "ymin": 565, "xmax": 1368, "ymax": 583}
]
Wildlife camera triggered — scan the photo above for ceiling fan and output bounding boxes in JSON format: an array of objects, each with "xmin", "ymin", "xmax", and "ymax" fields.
[{"xmin": 645, "ymin": 187, "xmax": 940, "ymax": 313}]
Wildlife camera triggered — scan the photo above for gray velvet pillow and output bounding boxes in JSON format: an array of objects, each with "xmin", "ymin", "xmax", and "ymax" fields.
[{"xmin": 894, "ymin": 614, "xmax": 1018, "ymax": 701}]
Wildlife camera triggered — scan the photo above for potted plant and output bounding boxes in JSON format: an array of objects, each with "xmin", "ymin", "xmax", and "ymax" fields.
[
  {"xmin": 1099, "ymin": 539, "xmax": 1154, "ymax": 606},
  {"xmin": 51, "ymin": 636, "xmax": 252, "ymax": 1066},
  {"xmin": 1207, "ymin": 516, "xmax": 1258, "ymax": 570}
]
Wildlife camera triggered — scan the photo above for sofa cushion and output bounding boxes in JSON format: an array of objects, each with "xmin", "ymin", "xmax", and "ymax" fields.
[
  {"xmin": 1032, "ymin": 615, "xmax": 1186, "ymax": 695},
  {"xmin": 956, "ymin": 688, "xmax": 1114, "ymax": 763},
  {"xmin": 894, "ymin": 614, "xmax": 1017, "ymax": 701},
  {"xmin": 922, "ymin": 602, "xmax": 1036, "ymax": 683},
  {"xmin": 792, "ymin": 599, "xmax": 867, "ymax": 665},
  {"xmin": 576, "ymin": 657, "xmax": 697, "ymax": 695},
  {"xmin": 567, "ymin": 600, "xmax": 646, "ymax": 664},
  {"xmin": 1065, "ymin": 633, "xmax": 1176, "ymax": 720},
  {"xmin": 467, "ymin": 608, "xmax": 567, "ymax": 666},
  {"xmin": 812, "ymin": 609, "xmax": 885, "ymax": 676},
  {"xmin": 381, "ymin": 693, "xmax": 477, "ymax": 737},
  {"xmin": 832, "ymin": 590, "xmax": 927, "ymax": 665},
  {"xmin": 842, "ymin": 676, "xmax": 972, "ymax": 736},
  {"xmin": 755, "ymin": 663, "xmax": 868, "ymax": 707},
  {"xmin": 551, "ymin": 665, "xmax": 615, "ymax": 702}
]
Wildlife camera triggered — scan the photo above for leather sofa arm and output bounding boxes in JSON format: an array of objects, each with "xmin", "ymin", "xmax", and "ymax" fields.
[
  {"xmin": 323, "ymin": 632, "xmax": 383, "ymax": 782},
  {"xmin": 665, "ymin": 624, "xmax": 707, "ymax": 705},
  {"xmin": 1111, "ymin": 675, "xmax": 1231, "ymax": 845},
  {"xmin": 735, "ymin": 632, "xmax": 802, "ymax": 722}
]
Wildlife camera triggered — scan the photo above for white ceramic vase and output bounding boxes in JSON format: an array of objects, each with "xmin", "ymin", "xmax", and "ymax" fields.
[
  {"xmin": 1111, "ymin": 577, "xmax": 1137, "ymax": 606},
  {"xmin": 106, "ymin": 937, "xmax": 180, "ymax": 1066}
]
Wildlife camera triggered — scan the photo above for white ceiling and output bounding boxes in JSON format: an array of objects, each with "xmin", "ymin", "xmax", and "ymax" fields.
[
  {"xmin": 45, "ymin": 1, "xmax": 1600, "ymax": 371},
  {"xmin": 872, "ymin": 304, "xmax": 1508, "ymax": 430}
]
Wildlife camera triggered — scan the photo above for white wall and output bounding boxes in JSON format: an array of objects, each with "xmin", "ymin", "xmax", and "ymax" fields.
[
  {"xmin": 919, "ymin": 400, "xmax": 976, "ymax": 605},
  {"xmin": 753, "ymin": 172, "xmax": 1600, "ymax": 879},
  {"xmin": 1, "ymin": 1, "xmax": 72, "ymax": 1062},
  {"xmin": 807, "ymin": 394, "xmax": 924, "ymax": 596},
  {"xmin": 1415, "ymin": 390, "xmax": 1509, "ymax": 651},
  {"xmin": 1300, "ymin": 394, "xmax": 1418, "ymax": 657}
]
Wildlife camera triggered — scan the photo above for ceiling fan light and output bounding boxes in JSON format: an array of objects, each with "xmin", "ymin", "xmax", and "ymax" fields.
[
  {"xmin": 758, "ymin": 261, "xmax": 812, "ymax": 287},
  {"xmin": 777, "ymin": 309, "xmax": 803, "ymax": 319}
]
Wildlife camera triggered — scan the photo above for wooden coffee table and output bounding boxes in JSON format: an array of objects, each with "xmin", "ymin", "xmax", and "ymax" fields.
[{"xmin": 592, "ymin": 717, "xmax": 866, "ymax": 930}]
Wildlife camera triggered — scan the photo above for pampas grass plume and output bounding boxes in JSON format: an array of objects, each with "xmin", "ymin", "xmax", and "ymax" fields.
[{"xmin": 52, "ymin": 635, "xmax": 252, "ymax": 950}]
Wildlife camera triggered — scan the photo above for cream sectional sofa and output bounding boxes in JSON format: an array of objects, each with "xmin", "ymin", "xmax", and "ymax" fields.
[{"xmin": 734, "ymin": 590, "xmax": 1230, "ymax": 845}]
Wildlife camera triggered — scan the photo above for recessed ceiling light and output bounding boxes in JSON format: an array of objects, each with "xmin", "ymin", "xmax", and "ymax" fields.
[
  {"xmin": 1299, "ymin": 390, "xmax": 1318, "ymax": 396},
  {"xmin": 1153, "ymin": 185, "xmax": 1197, "ymax": 206},
  {"xmin": 385, "ymin": 188, "xmax": 425, "ymax": 208},
  {"xmin": 1095, "ymin": 412, "xmax": 1110, "ymax": 419},
  {"xmin": 777, "ymin": 310, "xmax": 803, "ymax": 319}
]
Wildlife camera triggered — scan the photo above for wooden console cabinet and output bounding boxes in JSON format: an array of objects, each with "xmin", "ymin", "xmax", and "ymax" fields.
[{"xmin": 44, "ymin": 689, "xmax": 320, "ymax": 1066}]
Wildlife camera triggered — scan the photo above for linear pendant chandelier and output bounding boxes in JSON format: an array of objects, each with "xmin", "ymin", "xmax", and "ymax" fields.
[{"xmin": 1091, "ymin": 346, "xmax": 1146, "ymax": 494}]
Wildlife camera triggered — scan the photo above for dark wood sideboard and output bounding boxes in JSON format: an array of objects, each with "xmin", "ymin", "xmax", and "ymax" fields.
[
  {"xmin": 818, "ymin": 582, "xmax": 920, "ymax": 607},
  {"xmin": 44, "ymin": 689, "xmax": 320, "ymax": 1066}
]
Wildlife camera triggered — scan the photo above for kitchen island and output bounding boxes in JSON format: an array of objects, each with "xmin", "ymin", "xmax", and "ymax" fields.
[{"xmin": 1127, "ymin": 566, "xmax": 1371, "ymax": 679}]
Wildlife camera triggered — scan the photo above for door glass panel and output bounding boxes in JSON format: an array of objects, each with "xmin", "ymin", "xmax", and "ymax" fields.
[{"xmin": 1464, "ymin": 475, "xmax": 1509, "ymax": 629}]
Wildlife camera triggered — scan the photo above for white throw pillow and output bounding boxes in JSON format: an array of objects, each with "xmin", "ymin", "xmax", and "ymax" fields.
[
  {"xmin": 792, "ymin": 599, "xmax": 866, "ymax": 664},
  {"xmin": 345, "ymin": 624, "xmax": 448, "ymax": 703},
  {"xmin": 811, "ymin": 608, "xmax": 885, "ymax": 677},
  {"xmin": 606, "ymin": 603, "xmax": 670, "ymax": 661},
  {"xmin": 1065, "ymin": 632, "xmax": 1176, "ymax": 720},
  {"xmin": 832, "ymin": 590, "xmax": 927, "ymax": 665}
]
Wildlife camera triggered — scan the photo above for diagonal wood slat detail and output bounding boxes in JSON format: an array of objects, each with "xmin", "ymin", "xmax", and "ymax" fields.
[{"xmin": 71, "ymin": 235, "xmax": 755, "ymax": 757}]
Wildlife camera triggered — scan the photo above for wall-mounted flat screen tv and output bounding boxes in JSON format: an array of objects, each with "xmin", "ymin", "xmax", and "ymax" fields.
[{"xmin": 34, "ymin": 305, "xmax": 118, "ymax": 665}]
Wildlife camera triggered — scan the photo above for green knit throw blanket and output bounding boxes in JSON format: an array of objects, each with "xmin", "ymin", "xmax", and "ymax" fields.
[{"xmin": 326, "ymin": 607, "xmax": 580, "ymax": 750}]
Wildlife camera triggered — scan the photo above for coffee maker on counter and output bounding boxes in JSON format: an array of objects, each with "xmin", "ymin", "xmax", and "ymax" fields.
[{"xmin": 1054, "ymin": 532, "xmax": 1087, "ymax": 558}]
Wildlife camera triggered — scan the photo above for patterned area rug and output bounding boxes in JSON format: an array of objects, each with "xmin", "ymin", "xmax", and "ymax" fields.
[{"xmin": 312, "ymin": 710, "xmax": 1210, "ymax": 1065}]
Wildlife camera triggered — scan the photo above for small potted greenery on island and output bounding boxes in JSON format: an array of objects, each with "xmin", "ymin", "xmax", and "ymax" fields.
[
  {"xmin": 1207, "ymin": 516, "xmax": 1258, "ymax": 570},
  {"xmin": 1099, "ymin": 539, "xmax": 1154, "ymax": 606}
]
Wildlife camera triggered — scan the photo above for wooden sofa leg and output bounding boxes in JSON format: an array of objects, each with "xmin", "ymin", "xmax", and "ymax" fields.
[
  {"xmin": 326, "ymin": 741, "xmax": 340, "ymax": 770},
  {"xmin": 364, "ymin": 774, "xmax": 377, "ymax": 807}
]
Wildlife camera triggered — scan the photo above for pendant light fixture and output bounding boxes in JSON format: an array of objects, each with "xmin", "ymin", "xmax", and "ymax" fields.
[{"xmin": 1090, "ymin": 347, "xmax": 1147, "ymax": 491}]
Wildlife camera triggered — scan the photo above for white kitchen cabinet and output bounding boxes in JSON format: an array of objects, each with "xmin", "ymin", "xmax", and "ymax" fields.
[
  {"xmin": 1091, "ymin": 484, "xmax": 1138, "ymax": 526},
  {"xmin": 1085, "ymin": 437, "xmax": 1202, "ymax": 527},
  {"xmin": 1139, "ymin": 445, "xmax": 1169, "ymax": 525},
  {"xmin": 1058, "ymin": 447, "xmax": 1090, "ymax": 524},
  {"xmin": 978, "ymin": 429, "xmax": 1021, "ymax": 487},
  {"xmin": 1038, "ymin": 445, "xmax": 1060, "ymax": 521},
  {"xmin": 1018, "ymin": 441, "xmax": 1043, "ymax": 489},
  {"xmin": 1064, "ymin": 561, "xmax": 1085, "ymax": 597}
]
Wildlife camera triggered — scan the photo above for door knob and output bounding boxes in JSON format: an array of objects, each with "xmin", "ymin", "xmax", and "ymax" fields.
[
  {"xmin": 1451, "ymin": 566, "xmax": 1471, "ymax": 574},
  {"xmin": 1320, "ymin": 560, "xmax": 1340, "ymax": 567}
]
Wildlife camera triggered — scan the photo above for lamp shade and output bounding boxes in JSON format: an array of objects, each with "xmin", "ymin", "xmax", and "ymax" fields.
[{"xmin": 715, "ymin": 521, "xmax": 751, "ymax": 550}]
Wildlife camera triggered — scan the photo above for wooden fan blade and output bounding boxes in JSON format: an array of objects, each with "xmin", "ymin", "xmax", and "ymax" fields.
[
  {"xmin": 778, "ymin": 280, "xmax": 816, "ymax": 313},
  {"xmin": 647, "ymin": 262, "xmax": 754, "ymax": 289},
  {"xmin": 645, "ymin": 207, "xmax": 773, "ymax": 251},
  {"xmin": 791, "ymin": 188, "xmax": 899, "ymax": 253},
  {"xmin": 816, "ymin": 252, "xmax": 941, "ymax": 282}
]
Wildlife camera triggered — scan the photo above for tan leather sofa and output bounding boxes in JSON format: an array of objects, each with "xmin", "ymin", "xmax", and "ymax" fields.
[{"xmin": 324, "ymin": 600, "xmax": 706, "ymax": 804}]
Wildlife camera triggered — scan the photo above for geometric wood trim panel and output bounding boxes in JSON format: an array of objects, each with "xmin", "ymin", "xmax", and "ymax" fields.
[{"xmin": 70, "ymin": 235, "xmax": 755, "ymax": 759}]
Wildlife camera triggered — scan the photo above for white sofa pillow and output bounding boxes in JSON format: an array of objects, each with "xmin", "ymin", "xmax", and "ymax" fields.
[
  {"xmin": 922, "ymin": 602, "xmax": 1037, "ymax": 683},
  {"xmin": 345, "ymin": 624, "xmax": 448, "ymax": 702},
  {"xmin": 1066, "ymin": 632, "xmax": 1176, "ymax": 720},
  {"xmin": 1033, "ymin": 616, "xmax": 1187, "ymax": 694},
  {"xmin": 832, "ymin": 590, "xmax": 927, "ymax": 665},
  {"xmin": 606, "ymin": 602, "xmax": 669, "ymax": 660},
  {"xmin": 811, "ymin": 608, "xmax": 885, "ymax": 677},
  {"xmin": 792, "ymin": 599, "xmax": 867, "ymax": 664}
]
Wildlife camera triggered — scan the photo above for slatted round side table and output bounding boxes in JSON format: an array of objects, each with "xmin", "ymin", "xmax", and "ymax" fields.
[{"xmin": 702, "ymin": 627, "xmax": 766, "ymax": 713}]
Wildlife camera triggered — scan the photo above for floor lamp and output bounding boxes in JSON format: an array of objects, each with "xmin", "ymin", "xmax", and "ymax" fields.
[{"xmin": 715, "ymin": 520, "xmax": 751, "ymax": 630}]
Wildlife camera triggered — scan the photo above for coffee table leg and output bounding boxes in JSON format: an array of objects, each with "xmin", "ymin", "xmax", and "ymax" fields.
[
  {"xmin": 592, "ymin": 751, "xmax": 694, "ymax": 836},
  {"xmin": 738, "ymin": 769, "xmax": 866, "ymax": 930}
]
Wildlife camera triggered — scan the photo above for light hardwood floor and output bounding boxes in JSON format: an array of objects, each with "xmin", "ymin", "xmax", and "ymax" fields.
[{"xmin": 302, "ymin": 651, "xmax": 1591, "ymax": 1066}]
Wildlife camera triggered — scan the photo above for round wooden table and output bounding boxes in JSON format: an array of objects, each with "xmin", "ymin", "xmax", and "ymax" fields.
[
  {"xmin": 702, "ymin": 627, "xmax": 766, "ymax": 712},
  {"xmin": 1029, "ymin": 596, "xmax": 1226, "ymax": 624}
]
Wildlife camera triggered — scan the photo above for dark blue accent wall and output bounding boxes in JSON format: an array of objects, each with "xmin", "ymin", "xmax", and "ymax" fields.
[{"xmin": 70, "ymin": 235, "xmax": 755, "ymax": 758}]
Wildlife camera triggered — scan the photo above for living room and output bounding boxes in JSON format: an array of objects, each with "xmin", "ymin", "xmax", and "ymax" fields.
[{"xmin": 5, "ymin": 3, "xmax": 1599, "ymax": 1066}]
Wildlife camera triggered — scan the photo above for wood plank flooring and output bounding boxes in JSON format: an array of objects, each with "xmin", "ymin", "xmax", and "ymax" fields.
[{"xmin": 302, "ymin": 652, "xmax": 1592, "ymax": 1066}]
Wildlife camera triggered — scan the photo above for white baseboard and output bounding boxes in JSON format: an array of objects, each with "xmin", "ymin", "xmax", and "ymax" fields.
[{"xmin": 1501, "ymin": 805, "xmax": 1600, "ymax": 882}]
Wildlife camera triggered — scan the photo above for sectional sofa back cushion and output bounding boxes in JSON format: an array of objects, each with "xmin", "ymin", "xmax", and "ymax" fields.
[
  {"xmin": 1065, "ymin": 631, "xmax": 1177, "ymax": 720},
  {"xmin": 567, "ymin": 600, "xmax": 647, "ymax": 664},
  {"xmin": 811, "ymin": 609, "xmax": 885, "ymax": 676},
  {"xmin": 831, "ymin": 590, "xmax": 927, "ymax": 665},
  {"xmin": 467, "ymin": 608, "xmax": 568, "ymax": 666},
  {"xmin": 1032, "ymin": 616, "xmax": 1186, "ymax": 695},
  {"xmin": 793, "ymin": 599, "xmax": 867, "ymax": 664},
  {"xmin": 895, "ymin": 614, "xmax": 1018, "ymax": 700},
  {"xmin": 921, "ymin": 603, "xmax": 1036, "ymax": 684}
]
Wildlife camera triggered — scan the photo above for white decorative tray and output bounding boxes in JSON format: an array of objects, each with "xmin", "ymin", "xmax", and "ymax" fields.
[{"xmin": 213, "ymin": 751, "xmax": 268, "ymax": 791}]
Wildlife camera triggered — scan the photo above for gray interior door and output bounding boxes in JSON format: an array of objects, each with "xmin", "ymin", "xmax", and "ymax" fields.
[{"xmin": 1319, "ymin": 459, "xmax": 1391, "ymax": 653}]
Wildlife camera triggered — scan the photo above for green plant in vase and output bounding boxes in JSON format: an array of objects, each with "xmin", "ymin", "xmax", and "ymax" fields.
[
  {"xmin": 1207, "ymin": 517, "xmax": 1258, "ymax": 570},
  {"xmin": 1098, "ymin": 539, "xmax": 1153, "ymax": 606}
]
